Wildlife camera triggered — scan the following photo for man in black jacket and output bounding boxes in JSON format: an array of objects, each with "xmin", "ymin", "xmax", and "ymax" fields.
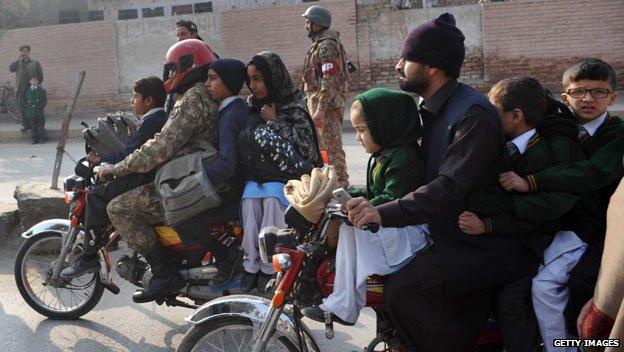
[
  {"xmin": 346, "ymin": 13, "xmax": 531, "ymax": 351},
  {"xmin": 61, "ymin": 76, "xmax": 168, "ymax": 278}
]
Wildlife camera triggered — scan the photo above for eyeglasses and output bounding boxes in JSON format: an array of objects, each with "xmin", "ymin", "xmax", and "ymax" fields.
[{"xmin": 566, "ymin": 88, "xmax": 612, "ymax": 99}]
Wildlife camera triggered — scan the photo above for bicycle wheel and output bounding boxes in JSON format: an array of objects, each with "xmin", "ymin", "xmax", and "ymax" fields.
[{"xmin": 5, "ymin": 88, "xmax": 21, "ymax": 123}]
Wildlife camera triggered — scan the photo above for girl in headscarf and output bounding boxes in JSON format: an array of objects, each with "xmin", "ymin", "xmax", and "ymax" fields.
[
  {"xmin": 301, "ymin": 88, "xmax": 431, "ymax": 325},
  {"xmin": 239, "ymin": 51, "xmax": 322, "ymax": 294}
]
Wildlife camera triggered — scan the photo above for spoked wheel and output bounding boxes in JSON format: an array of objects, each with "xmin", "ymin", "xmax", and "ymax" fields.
[
  {"xmin": 14, "ymin": 232, "xmax": 104, "ymax": 319},
  {"xmin": 3, "ymin": 88, "xmax": 21, "ymax": 123},
  {"xmin": 177, "ymin": 316, "xmax": 300, "ymax": 352}
]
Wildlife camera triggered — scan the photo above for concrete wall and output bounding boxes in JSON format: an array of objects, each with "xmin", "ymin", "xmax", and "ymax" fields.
[
  {"xmin": 88, "ymin": 0, "xmax": 313, "ymax": 19},
  {"xmin": 31, "ymin": 0, "xmax": 90, "ymax": 26},
  {"xmin": 482, "ymin": 0, "xmax": 624, "ymax": 91},
  {"xmin": 114, "ymin": 12, "xmax": 221, "ymax": 92}
]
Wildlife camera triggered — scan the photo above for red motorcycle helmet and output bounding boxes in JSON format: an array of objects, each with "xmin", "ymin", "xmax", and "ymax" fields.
[{"xmin": 163, "ymin": 39, "xmax": 217, "ymax": 93}]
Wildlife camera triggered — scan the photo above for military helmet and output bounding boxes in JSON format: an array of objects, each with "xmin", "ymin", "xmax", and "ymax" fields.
[{"xmin": 301, "ymin": 5, "xmax": 331, "ymax": 28}]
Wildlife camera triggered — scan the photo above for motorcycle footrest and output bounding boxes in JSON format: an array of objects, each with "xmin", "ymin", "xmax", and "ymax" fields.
[
  {"xmin": 104, "ymin": 282, "xmax": 120, "ymax": 295},
  {"xmin": 164, "ymin": 296, "xmax": 198, "ymax": 310}
]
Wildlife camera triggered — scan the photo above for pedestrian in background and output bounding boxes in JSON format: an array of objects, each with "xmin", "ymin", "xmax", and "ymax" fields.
[
  {"xmin": 23, "ymin": 76, "xmax": 46, "ymax": 144},
  {"xmin": 9, "ymin": 45, "xmax": 43, "ymax": 132}
]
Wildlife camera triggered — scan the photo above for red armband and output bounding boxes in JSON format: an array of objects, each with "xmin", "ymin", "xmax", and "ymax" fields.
[{"xmin": 321, "ymin": 60, "xmax": 339, "ymax": 76}]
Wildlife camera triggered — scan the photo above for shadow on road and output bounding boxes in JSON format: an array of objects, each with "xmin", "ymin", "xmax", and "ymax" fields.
[{"xmin": 34, "ymin": 318, "xmax": 173, "ymax": 352}]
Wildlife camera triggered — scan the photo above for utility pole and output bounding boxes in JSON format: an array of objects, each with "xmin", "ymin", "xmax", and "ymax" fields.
[{"xmin": 51, "ymin": 71, "xmax": 85, "ymax": 190}]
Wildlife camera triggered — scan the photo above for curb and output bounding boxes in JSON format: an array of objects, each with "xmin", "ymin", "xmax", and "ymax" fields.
[{"xmin": 0, "ymin": 128, "xmax": 84, "ymax": 143}]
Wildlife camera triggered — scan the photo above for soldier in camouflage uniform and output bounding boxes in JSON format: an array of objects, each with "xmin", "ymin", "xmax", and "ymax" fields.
[
  {"xmin": 302, "ymin": 5, "xmax": 350, "ymax": 187},
  {"xmin": 98, "ymin": 39, "xmax": 219, "ymax": 303}
]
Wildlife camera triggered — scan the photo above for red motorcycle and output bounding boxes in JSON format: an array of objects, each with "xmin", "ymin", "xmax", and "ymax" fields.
[
  {"xmin": 14, "ymin": 160, "xmax": 245, "ymax": 320},
  {"xmin": 178, "ymin": 205, "xmax": 506, "ymax": 352}
]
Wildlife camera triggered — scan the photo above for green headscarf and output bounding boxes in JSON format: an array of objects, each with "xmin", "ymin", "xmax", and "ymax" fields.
[{"xmin": 355, "ymin": 88, "xmax": 421, "ymax": 150}]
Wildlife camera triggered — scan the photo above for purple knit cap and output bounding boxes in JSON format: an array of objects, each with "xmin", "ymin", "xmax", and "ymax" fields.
[{"xmin": 400, "ymin": 13, "xmax": 465, "ymax": 77}]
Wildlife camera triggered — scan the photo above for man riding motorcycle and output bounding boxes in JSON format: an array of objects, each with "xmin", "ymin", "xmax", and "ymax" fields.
[
  {"xmin": 97, "ymin": 39, "xmax": 240, "ymax": 303},
  {"xmin": 60, "ymin": 76, "xmax": 168, "ymax": 279}
]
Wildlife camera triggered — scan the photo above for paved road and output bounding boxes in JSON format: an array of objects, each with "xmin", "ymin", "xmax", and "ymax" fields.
[{"xmin": 0, "ymin": 133, "xmax": 374, "ymax": 351}]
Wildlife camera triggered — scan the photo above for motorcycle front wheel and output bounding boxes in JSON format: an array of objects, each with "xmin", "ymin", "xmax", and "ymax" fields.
[
  {"xmin": 14, "ymin": 231, "xmax": 105, "ymax": 319},
  {"xmin": 177, "ymin": 316, "xmax": 302, "ymax": 352}
]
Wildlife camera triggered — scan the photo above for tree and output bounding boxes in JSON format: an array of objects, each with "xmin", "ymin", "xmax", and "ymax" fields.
[{"xmin": 0, "ymin": 0, "xmax": 36, "ymax": 29}]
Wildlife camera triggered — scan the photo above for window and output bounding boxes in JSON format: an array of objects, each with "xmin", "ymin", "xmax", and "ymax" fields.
[
  {"xmin": 172, "ymin": 4, "xmax": 193, "ymax": 15},
  {"xmin": 59, "ymin": 10, "xmax": 80, "ymax": 24},
  {"xmin": 194, "ymin": 2, "xmax": 213, "ymax": 13},
  {"xmin": 142, "ymin": 7, "xmax": 164, "ymax": 18},
  {"xmin": 88, "ymin": 10, "xmax": 104, "ymax": 21},
  {"xmin": 118, "ymin": 9, "xmax": 138, "ymax": 20}
]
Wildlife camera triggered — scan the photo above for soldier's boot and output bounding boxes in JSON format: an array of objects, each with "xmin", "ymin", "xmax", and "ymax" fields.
[{"xmin": 132, "ymin": 245, "xmax": 185, "ymax": 303}]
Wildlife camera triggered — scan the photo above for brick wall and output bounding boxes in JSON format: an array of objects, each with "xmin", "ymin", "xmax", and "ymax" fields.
[
  {"xmin": 483, "ymin": 0, "xmax": 624, "ymax": 92},
  {"xmin": 220, "ymin": 0, "xmax": 358, "ymax": 90},
  {"xmin": 0, "ymin": 20, "xmax": 125, "ymax": 114},
  {"xmin": 355, "ymin": 3, "xmax": 485, "ymax": 91},
  {"xmin": 2, "ymin": 0, "xmax": 622, "ymax": 116}
]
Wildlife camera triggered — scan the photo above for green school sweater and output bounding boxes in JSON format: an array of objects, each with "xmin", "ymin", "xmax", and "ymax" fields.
[
  {"xmin": 348, "ymin": 144, "xmax": 424, "ymax": 206},
  {"xmin": 24, "ymin": 86, "xmax": 47, "ymax": 119},
  {"xmin": 476, "ymin": 133, "xmax": 578, "ymax": 240},
  {"xmin": 526, "ymin": 113, "xmax": 624, "ymax": 208}
]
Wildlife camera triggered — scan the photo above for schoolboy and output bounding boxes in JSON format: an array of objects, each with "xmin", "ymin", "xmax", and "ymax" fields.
[
  {"xmin": 459, "ymin": 77, "xmax": 581, "ymax": 352},
  {"xmin": 203, "ymin": 58, "xmax": 252, "ymax": 286},
  {"xmin": 501, "ymin": 59, "xmax": 624, "ymax": 347},
  {"xmin": 24, "ymin": 76, "xmax": 47, "ymax": 144},
  {"xmin": 61, "ymin": 76, "xmax": 168, "ymax": 278}
]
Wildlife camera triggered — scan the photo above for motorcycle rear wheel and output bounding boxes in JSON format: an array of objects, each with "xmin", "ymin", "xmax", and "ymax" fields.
[
  {"xmin": 366, "ymin": 336, "xmax": 396, "ymax": 352},
  {"xmin": 14, "ymin": 231, "xmax": 105, "ymax": 319},
  {"xmin": 177, "ymin": 316, "xmax": 301, "ymax": 352}
]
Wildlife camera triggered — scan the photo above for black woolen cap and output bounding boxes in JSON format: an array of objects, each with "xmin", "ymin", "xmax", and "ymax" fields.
[
  {"xmin": 210, "ymin": 58, "xmax": 246, "ymax": 95},
  {"xmin": 400, "ymin": 13, "xmax": 465, "ymax": 77}
]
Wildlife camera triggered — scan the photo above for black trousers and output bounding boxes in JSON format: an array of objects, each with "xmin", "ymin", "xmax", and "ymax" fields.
[
  {"xmin": 83, "ymin": 173, "xmax": 153, "ymax": 256},
  {"xmin": 383, "ymin": 247, "xmax": 494, "ymax": 352},
  {"xmin": 496, "ymin": 276, "xmax": 540, "ymax": 352},
  {"xmin": 29, "ymin": 116, "xmax": 45, "ymax": 141}
]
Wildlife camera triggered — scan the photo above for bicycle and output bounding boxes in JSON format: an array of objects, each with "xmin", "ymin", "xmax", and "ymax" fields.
[{"xmin": 0, "ymin": 85, "xmax": 21, "ymax": 123}]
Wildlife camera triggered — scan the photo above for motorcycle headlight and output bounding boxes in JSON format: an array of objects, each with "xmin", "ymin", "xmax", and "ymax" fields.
[
  {"xmin": 259, "ymin": 226, "xmax": 281, "ymax": 264},
  {"xmin": 259, "ymin": 226, "xmax": 298, "ymax": 264}
]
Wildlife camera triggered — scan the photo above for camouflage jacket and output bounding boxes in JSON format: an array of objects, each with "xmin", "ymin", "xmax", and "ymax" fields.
[
  {"xmin": 114, "ymin": 82, "xmax": 219, "ymax": 176},
  {"xmin": 303, "ymin": 29, "xmax": 349, "ymax": 113}
]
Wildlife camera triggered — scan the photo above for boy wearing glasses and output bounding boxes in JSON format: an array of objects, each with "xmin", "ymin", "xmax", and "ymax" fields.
[{"xmin": 500, "ymin": 58, "xmax": 624, "ymax": 348}]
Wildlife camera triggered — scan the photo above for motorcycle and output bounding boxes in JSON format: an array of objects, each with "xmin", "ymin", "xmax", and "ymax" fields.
[
  {"xmin": 14, "ymin": 159, "xmax": 246, "ymax": 320},
  {"xmin": 177, "ymin": 205, "xmax": 507, "ymax": 352}
]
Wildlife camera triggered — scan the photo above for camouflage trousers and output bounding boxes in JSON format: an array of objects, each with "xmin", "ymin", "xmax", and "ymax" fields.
[
  {"xmin": 318, "ymin": 107, "xmax": 349, "ymax": 187},
  {"xmin": 107, "ymin": 183, "xmax": 163, "ymax": 252}
]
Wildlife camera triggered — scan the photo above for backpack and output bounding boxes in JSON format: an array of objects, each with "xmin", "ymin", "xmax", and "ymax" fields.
[
  {"xmin": 82, "ymin": 112, "xmax": 138, "ymax": 156},
  {"xmin": 238, "ymin": 123, "xmax": 314, "ymax": 183}
]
